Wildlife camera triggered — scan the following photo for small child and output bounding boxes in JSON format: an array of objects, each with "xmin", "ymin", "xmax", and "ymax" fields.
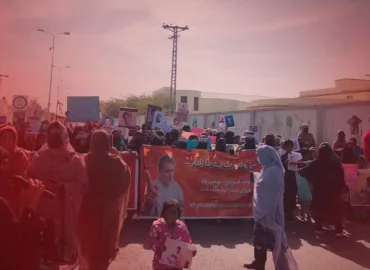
[{"xmin": 148, "ymin": 199, "xmax": 195, "ymax": 270}]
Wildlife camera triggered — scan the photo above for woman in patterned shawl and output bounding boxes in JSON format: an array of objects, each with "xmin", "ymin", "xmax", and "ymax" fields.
[{"xmin": 27, "ymin": 121, "xmax": 88, "ymax": 266}]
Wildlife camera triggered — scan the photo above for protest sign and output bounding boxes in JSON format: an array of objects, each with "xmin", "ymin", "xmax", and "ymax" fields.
[
  {"xmin": 175, "ymin": 102, "xmax": 189, "ymax": 123},
  {"xmin": 218, "ymin": 115, "xmax": 226, "ymax": 131},
  {"xmin": 0, "ymin": 115, "xmax": 7, "ymax": 125},
  {"xmin": 13, "ymin": 110, "xmax": 26, "ymax": 127},
  {"xmin": 146, "ymin": 105, "xmax": 162, "ymax": 129},
  {"xmin": 350, "ymin": 169, "xmax": 370, "ymax": 206},
  {"xmin": 26, "ymin": 117, "xmax": 41, "ymax": 134},
  {"xmin": 250, "ymin": 125, "xmax": 259, "ymax": 141},
  {"xmin": 39, "ymin": 120, "xmax": 50, "ymax": 133},
  {"xmin": 120, "ymin": 152, "xmax": 139, "ymax": 210},
  {"xmin": 160, "ymin": 238, "xmax": 197, "ymax": 269},
  {"xmin": 67, "ymin": 96, "xmax": 100, "ymax": 122},
  {"xmin": 118, "ymin": 107, "xmax": 138, "ymax": 128},
  {"xmin": 343, "ymin": 164, "xmax": 358, "ymax": 191},
  {"xmin": 224, "ymin": 114, "xmax": 235, "ymax": 128},
  {"xmin": 102, "ymin": 115, "xmax": 114, "ymax": 130},
  {"xmin": 191, "ymin": 127, "xmax": 204, "ymax": 137},
  {"xmin": 140, "ymin": 146, "xmax": 260, "ymax": 218},
  {"xmin": 152, "ymin": 110, "xmax": 171, "ymax": 131}
]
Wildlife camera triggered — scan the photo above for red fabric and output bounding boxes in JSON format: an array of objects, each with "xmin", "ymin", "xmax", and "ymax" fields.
[{"xmin": 363, "ymin": 130, "xmax": 370, "ymax": 161}]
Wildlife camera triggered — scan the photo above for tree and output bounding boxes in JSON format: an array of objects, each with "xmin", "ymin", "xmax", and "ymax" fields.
[{"xmin": 100, "ymin": 93, "xmax": 174, "ymax": 117}]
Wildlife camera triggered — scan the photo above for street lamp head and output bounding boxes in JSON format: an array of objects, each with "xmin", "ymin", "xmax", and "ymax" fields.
[
  {"xmin": 66, "ymin": 66, "xmax": 71, "ymax": 68},
  {"xmin": 64, "ymin": 32, "xmax": 71, "ymax": 35},
  {"xmin": 37, "ymin": 29, "xmax": 45, "ymax": 32}
]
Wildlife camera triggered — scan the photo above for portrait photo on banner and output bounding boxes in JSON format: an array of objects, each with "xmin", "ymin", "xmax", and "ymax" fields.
[
  {"xmin": 118, "ymin": 107, "xmax": 138, "ymax": 128},
  {"xmin": 140, "ymin": 146, "xmax": 260, "ymax": 218},
  {"xmin": 141, "ymin": 153, "xmax": 184, "ymax": 217}
]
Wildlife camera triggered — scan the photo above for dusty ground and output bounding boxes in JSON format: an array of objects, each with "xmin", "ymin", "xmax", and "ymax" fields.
[{"xmin": 110, "ymin": 219, "xmax": 370, "ymax": 270}]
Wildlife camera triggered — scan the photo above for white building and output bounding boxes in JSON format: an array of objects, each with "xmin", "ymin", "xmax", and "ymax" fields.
[{"xmin": 153, "ymin": 87, "xmax": 272, "ymax": 114}]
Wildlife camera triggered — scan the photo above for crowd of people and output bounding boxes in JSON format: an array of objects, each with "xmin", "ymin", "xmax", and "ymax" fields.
[{"xmin": 0, "ymin": 118, "xmax": 369, "ymax": 270}]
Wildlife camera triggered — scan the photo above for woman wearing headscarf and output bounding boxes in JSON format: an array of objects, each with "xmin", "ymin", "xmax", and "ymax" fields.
[
  {"xmin": 225, "ymin": 130, "xmax": 235, "ymax": 145},
  {"xmin": 298, "ymin": 143, "xmax": 345, "ymax": 236},
  {"xmin": 245, "ymin": 145, "xmax": 298, "ymax": 270},
  {"xmin": 244, "ymin": 131, "xmax": 256, "ymax": 150},
  {"xmin": 333, "ymin": 130, "xmax": 346, "ymax": 151},
  {"xmin": 298, "ymin": 124, "xmax": 316, "ymax": 148},
  {"xmin": 150, "ymin": 130, "xmax": 166, "ymax": 146},
  {"xmin": 128, "ymin": 131, "xmax": 145, "ymax": 154},
  {"xmin": 215, "ymin": 138, "xmax": 227, "ymax": 153},
  {"xmin": 26, "ymin": 121, "xmax": 88, "ymax": 265},
  {"xmin": 168, "ymin": 129, "xmax": 180, "ymax": 146},
  {"xmin": 74, "ymin": 132, "xmax": 90, "ymax": 154},
  {"xmin": 364, "ymin": 130, "xmax": 370, "ymax": 166},
  {"xmin": 112, "ymin": 130, "xmax": 127, "ymax": 152},
  {"xmin": 0, "ymin": 125, "xmax": 29, "ymax": 179},
  {"xmin": 34, "ymin": 133, "xmax": 47, "ymax": 151},
  {"xmin": 78, "ymin": 130, "xmax": 131, "ymax": 270}
]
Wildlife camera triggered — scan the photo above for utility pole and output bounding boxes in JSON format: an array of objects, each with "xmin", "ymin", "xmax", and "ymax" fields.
[{"xmin": 162, "ymin": 23, "xmax": 189, "ymax": 115}]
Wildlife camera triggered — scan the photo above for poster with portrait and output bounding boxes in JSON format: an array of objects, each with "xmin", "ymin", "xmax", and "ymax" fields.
[
  {"xmin": 26, "ymin": 117, "xmax": 41, "ymax": 134},
  {"xmin": 39, "ymin": 120, "xmax": 50, "ymax": 134},
  {"xmin": 224, "ymin": 114, "xmax": 235, "ymax": 128},
  {"xmin": 118, "ymin": 107, "xmax": 138, "ymax": 128},
  {"xmin": 102, "ymin": 115, "xmax": 115, "ymax": 130},
  {"xmin": 218, "ymin": 115, "xmax": 226, "ymax": 131},
  {"xmin": 0, "ymin": 115, "xmax": 7, "ymax": 125},
  {"xmin": 13, "ymin": 110, "xmax": 26, "ymax": 127},
  {"xmin": 152, "ymin": 110, "xmax": 171, "ymax": 131},
  {"xmin": 160, "ymin": 238, "xmax": 197, "ymax": 269},
  {"xmin": 350, "ymin": 169, "xmax": 370, "ymax": 206},
  {"xmin": 146, "ymin": 105, "xmax": 162, "ymax": 129}
]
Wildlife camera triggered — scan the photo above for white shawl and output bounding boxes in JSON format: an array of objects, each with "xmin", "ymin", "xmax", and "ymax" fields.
[{"xmin": 254, "ymin": 145, "xmax": 299, "ymax": 270}]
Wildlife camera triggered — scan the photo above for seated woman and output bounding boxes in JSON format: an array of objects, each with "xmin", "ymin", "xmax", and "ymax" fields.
[{"xmin": 27, "ymin": 121, "xmax": 88, "ymax": 266}]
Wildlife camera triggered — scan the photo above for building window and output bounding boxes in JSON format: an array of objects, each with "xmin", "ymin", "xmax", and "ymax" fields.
[
  {"xmin": 346, "ymin": 95, "xmax": 353, "ymax": 100},
  {"xmin": 180, "ymin": 96, "xmax": 187, "ymax": 103},
  {"xmin": 194, "ymin": 97, "xmax": 199, "ymax": 111}
]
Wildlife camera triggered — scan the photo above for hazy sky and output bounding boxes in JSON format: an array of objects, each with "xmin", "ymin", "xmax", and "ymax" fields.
[{"xmin": 1, "ymin": 0, "xmax": 370, "ymax": 109}]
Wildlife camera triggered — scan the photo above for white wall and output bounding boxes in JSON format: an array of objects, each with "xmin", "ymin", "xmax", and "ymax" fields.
[
  {"xmin": 254, "ymin": 109, "xmax": 317, "ymax": 141},
  {"xmin": 322, "ymin": 104, "xmax": 370, "ymax": 146}
]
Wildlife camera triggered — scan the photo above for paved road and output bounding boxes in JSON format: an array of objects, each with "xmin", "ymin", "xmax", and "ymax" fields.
[{"xmin": 110, "ymin": 219, "xmax": 370, "ymax": 270}]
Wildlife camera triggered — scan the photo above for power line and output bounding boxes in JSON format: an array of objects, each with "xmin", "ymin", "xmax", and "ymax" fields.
[{"xmin": 162, "ymin": 23, "xmax": 189, "ymax": 115}]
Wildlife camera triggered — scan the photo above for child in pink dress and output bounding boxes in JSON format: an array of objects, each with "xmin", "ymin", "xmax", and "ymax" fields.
[{"xmin": 148, "ymin": 199, "xmax": 195, "ymax": 270}]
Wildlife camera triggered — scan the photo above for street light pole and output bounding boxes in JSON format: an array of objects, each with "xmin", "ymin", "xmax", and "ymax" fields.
[
  {"xmin": 37, "ymin": 29, "xmax": 70, "ymax": 120},
  {"xmin": 53, "ymin": 65, "xmax": 70, "ymax": 117}
]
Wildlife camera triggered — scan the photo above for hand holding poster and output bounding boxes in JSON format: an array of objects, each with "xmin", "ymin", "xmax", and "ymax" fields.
[
  {"xmin": 140, "ymin": 146, "xmax": 261, "ymax": 218},
  {"xmin": 160, "ymin": 238, "xmax": 197, "ymax": 269}
]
